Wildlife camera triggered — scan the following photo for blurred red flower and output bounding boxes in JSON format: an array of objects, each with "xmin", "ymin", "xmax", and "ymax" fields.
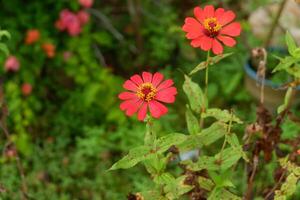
[
  {"xmin": 182, "ymin": 5, "xmax": 241, "ymax": 55},
  {"xmin": 79, "ymin": 0, "xmax": 93, "ymax": 8},
  {"xmin": 77, "ymin": 10, "xmax": 90, "ymax": 25},
  {"xmin": 119, "ymin": 72, "xmax": 177, "ymax": 121},
  {"xmin": 297, "ymin": 149, "xmax": 300, "ymax": 155},
  {"xmin": 25, "ymin": 29, "xmax": 40, "ymax": 45},
  {"xmin": 22, "ymin": 83, "xmax": 33, "ymax": 96},
  {"xmin": 42, "ymin": 43, "xmax": 56, "ymax": 58},
  {"xmin": 4, "ymin": 56, "xmax": 20, "ymax": 72}
]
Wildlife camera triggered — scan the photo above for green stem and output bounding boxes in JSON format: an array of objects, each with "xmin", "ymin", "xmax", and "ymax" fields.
[
  {"xmin": 200, "ymin": 50, "xmax": 211, "ymax": 129},
  {"xmin": 145, "ymin": 116, "xmax": 155, "ymax": 147}
]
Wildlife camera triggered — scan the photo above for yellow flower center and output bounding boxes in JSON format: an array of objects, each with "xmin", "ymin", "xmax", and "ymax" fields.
[
  {"xmin": 203, "ymin": 17, "xmax": 222, "ymax": 36},
  {"xmin": 136, "ymin": 82, "xmax": 157, "ymax": 102}
]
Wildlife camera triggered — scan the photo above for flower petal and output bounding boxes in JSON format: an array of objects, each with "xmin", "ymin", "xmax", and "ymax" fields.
[
  {"xmin": 120, "ymin": 98, "xmax": 140, "ymax": 111},
  {"xmin": 220, "ymin": 22, "xmax": 241, "ymax": 37},
  {"xmin": 218, "ymin": 11, "xmax": 236, "ymax": 26},
  {"xmin": 137, "ymin": 103, "xmax": 148, "ymax": 121},
  {"xmin": 152, "ymin": 72, "xmax": 164, "ymax": 87},
  {"xmin": 126, "ymin": 100, "xmax": 143, "ymax": 116},
  {"xmin": 214, "ymin": 8, "xmax": 225, "ymax": 19},
  {"xmin": 130, "ymin": 74, "xmax": 143, "ymax": 85},
  {"xmin": 142, "ymin": 72, "xmax": 153, "ymax": 83},
  {"xmin": 155, "ymin": 87, "xmax": 177, "ymax": 103},
  {"xmin": 217, "ymin": 35, "xmax": 236, "ymax": 47},
  {"xmin": 118, "ymin": 92, "xmax": 137, "ymax": 100},
  {"xmin": 157, "ymin": 79, "xmax": 174, "ymax": 91},
  {"xmin": 182, "ymin": 17, "xmax": 204, "ymax": 39},
  {"xmin": 149, "ymin": 100, "xmax": 168, "ymax": 118},
  {"xmin": 194, "ymin": 7, "xmax": 205, "ymax": 23},
  {"xmin": 203, "ymin": 5, "xmax": 215, "ymax": 18},
  {"xmin": 212, "ymin": 39, "xmax": 223, "ymax": 55},
  {"xmin": 200, "ymin": 36, "xmax": 213, "ymax": 51},
  {"xmin": 123, "ymin": 80, "xmax": 138, "ymax": 91}
]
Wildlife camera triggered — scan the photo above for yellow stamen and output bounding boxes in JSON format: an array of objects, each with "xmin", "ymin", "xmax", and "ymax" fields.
[
  {"xmin": 136, "ymin": 82, "xmax": 157, "ymax": 102},
  {"xmin": 204, "ymin": 17, "xmax": 222, "ymax": 33}
]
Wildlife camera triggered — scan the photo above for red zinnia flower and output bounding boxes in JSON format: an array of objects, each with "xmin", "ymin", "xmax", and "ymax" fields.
[
  {"xmin": 297, "ymin": 149, "xmax": 300, "ymax": 155},
  {"xmin": 25, "ymin": 29, "xmax": 40, "ymax": 45},
  {"xmin": 182, "ymin": 5, "xmax": 241, "ymax": 55},
  {"xmin": 21, "ymin": 83, "xmax": 33, "ymax": 96},
  {"xmin": 77, "ymin": 10, "xmax": 90, "ymax": 25},
  {"xmin": 119, "ymin": 72, "xmax": 177, "ymax": 121},
  {"xmin": 78, "ymin": 0, "xmax": 93, "ymax": 8},
  {"xmin": 41, "ymin": 43, "xmax": 56, "ymax": 58}
]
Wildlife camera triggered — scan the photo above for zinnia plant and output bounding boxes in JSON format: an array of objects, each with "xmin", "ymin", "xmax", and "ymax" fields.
[
  {"xmin": 119, "ymin": 72, "xmax": 177, "ymax": 121},
  {"xmin": 182, "ymin": 5, "xmax": 241, "ymax": 55}
]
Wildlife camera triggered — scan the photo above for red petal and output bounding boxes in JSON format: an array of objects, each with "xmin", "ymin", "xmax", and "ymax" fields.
[
  {"xmin": 212, "ymin": 39, "xmax": 223, "ymax": 55},
  {"xmin": 203, "ymin": 5, "xmax": 215, "ymax": 18},
  {"xmin": 157, "ymin": 79, "xmax": 174, "ymax": 91},
  {"xmin": 137, "ymin": 103, "xmax": 148, "ymax": 121},
  {"xmin": 118, "ymin": 92, "xmax": 137, "ymax": 100},
  {"xmin": 126, "ymin": 100, "xmax": 143, "ymax": 116},
  {"xmin": 120, "ymin": 98, "xmax": 139, "ymax": 111},
  {"xmin": 142, "ymin": 72, "xmax": 152, "ymax": 83},
  {"xmin": 123, "ymin": 80, "xmax": 138, "ymax": 91},
  {"xmin": 218, "ymin": 11, "xmax": 236, "ymax": 26},
  {"xmin": 155, "ymin": 87, "xmax": 177, "ymax": 103},
  {"xmin": 214, "ymin": 8, "xmax": 225, "ymax": 19},
  {"xmin": 200, "ymin": 36, "xmax": 213, "ymax": 51},
  {"xmin": 152, "ymin": 72, "xmax": 164, "ymax": 87},
  {"xmin": 220, "ymin": 22, "xmax": 241, "ymax": 37},
  {"xmin": 182, "ymin": 17, "xmax": 204, "ymax": 39},
  {"xmin": 194, "ymin": 7, "xmax": 205, "ymax": 23},
  {"xmin": 149, "ymin": 101, "xmax": 168, "ymax": 118},
  {"xmin": 130, "ymin": 74, "xmax": 143, "ymax": 85},
  {"xmin": 217, "ymin": 36, "xmax": 236, "ymax": 47}
]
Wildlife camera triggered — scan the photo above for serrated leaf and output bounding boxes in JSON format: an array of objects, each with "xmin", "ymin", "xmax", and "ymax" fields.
[
  {"xmin": 189, "ymin": 53, "xmax": 233, "ymax": 75},
  {"xmin": 277, "ymin": 87, "xmax": 293, "ymax": 114},
  {"xmin": 202, "ymin": 108, "xmax": 243, "ymax": 124},
  {"xmin": 0, "ymin": 43, "xmax": 9, "ymax": 56},
  {"xmin": 286, "ymin": 31, "xmax": 297, "ymax": 57},
  {"xmin": 183, "ymin": 75, "xmax": 206, "ymax": 113},
  {"xmin": 186, "ymin": 106, "xmax": 200, "ymax": 135},
  {"xmin": 109, "ymin": 146, "xmax": 153, "ymax": 170}
]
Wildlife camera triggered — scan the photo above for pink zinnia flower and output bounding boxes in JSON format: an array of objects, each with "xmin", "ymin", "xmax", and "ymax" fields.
[
  {"xmin": 56, "ymin": 9, "xmax": 82, "ymax": 36},
  {"xmin": 21, "ymin": 83, "xmax": 33, "ymax": 96},
  {"xmin": 182, "ymin": 5, "xmax": 241, "ymax": 55},
  {"xmin": 4, "ymin": 56, "xmax": 20, "ymax": 72},
  {"xmin": 119, "ymin": 72, "xmax": 177, "ymax": 121},
  {"xmin": 78, "ymin": 0, "xmax": 93, "ymax": 8},
  {"xmin": 77, "ymin": 10, "xmax": 90, "ymax": 25}
]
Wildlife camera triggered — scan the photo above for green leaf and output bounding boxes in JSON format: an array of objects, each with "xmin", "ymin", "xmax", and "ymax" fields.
[
  {"xmin": 286, "ymin": 31, "xmax": 297, "ymax": 56},
  {"xmin": 164, "ymin": 175, "xmax": 194, "ymax": 199},
  {"xmin": 277, "ymin": 87, "xmax": 293, "ymax": 114},
  {"xmin": 202, "ymin": 108, "xmax": 243, "ymax": 124},
  {"xmin": 179, "ymin": 122, "xmax": 227, "ymax": 151},
  {"xmin": 208, "ymin": 188, "xmax": 242, "ymax": 200},
  {"xmin": 186, "ymin": 106, "xmax": 200, "ymax": 135},
  {"xmin": 183, "ymin": 75, "xmax": 206, "ymax": 113},
  {"xmin": 0, "ymin": 43, "xmax": 9, "ymax": 56},
  {"xmin": 155, "ymin": 133, "xmax": 187, "ymax": 153},
  {"xmin": 109, "ymin": 146, "xmax": 153, "ymax": 170},
  {"xmin": 272, "ymin": 56, "xmax": 295, "ymax": 73},
  {"xmin": 226, "ymin": 133, "xmax": 248, "ymax": 162},
  {"xmin": 0, "ymin": 30, "xmax": 11, "ymax": 40},
  {"xmin": 198, "ymin": 176, "xmax": 215, "ymax": 191},
  {"xmin": 215, "ymin": 147, "xmax": 242, "ymax": 171},
  {"xmin": 183, "ymin": 156, "xmax": 219, "ymax": 171},
  {"xmin": 189, "ymin": 53, "xmax": 233, "ymax": 75}
]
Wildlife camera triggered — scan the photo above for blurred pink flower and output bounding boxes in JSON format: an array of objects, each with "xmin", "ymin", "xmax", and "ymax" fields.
[
  {"xmin": 77, "ymin": 10, "xmax": 90, "ymax": 25},
  {"xmin": 56, "ymin": 9, "xmax": 82, "ymax": 36},
  {"xmin": 79, "ymin": 0, "xmax": 93, "ymax": 8},
  {"xmin": 22, "ymin": 83, "xmax": 33, "ymax": 96},
  {"xmin": 4, "ymin": 56, "xmax": 20, "ymax": 72}
]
